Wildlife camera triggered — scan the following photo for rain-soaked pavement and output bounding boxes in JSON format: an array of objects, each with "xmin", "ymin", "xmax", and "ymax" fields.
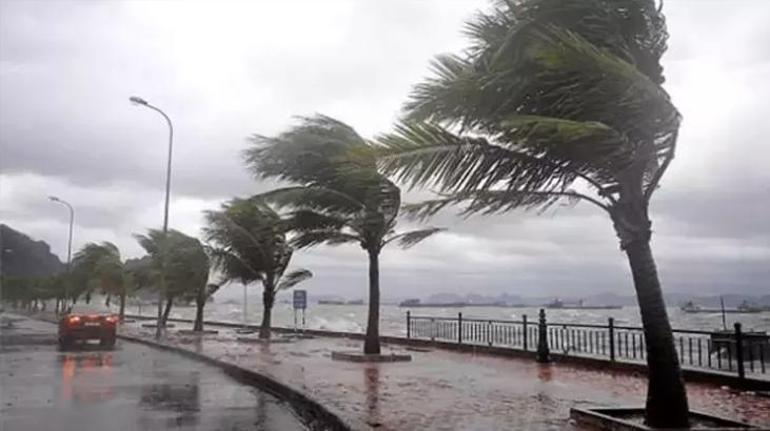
[
  {"xmin": 0, "ymin": 315, "xmax": 308, "ymax": 431},
  {"xmin": 119, "ymin": 319, "xmax": 770, "ymax": 431}
]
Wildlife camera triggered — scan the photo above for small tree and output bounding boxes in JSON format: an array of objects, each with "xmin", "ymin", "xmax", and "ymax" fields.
[
  {"xmin": 71, "ymin": 242, "xmax": 130, "ymax": 319},
  {"xmin": 376, "ymin": 0, "xmax": 687, "ymax": 426},
  {"xmin": 244, "ymin": 115, "xmax": 443, "ymax": 354},
  {"xmin": 204, "ymin": 197, "xmax": 312, "ymax": 339},
  {"xmin": 134, "ymin": 229, "xmax": 209, "ymax": 326},
  {"xmin": 191, "ymin": 283, "xmax": 220, "ymax": 332}
]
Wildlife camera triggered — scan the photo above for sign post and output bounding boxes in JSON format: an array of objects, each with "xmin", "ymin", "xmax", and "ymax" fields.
[{"xmin": 293, "ymin": 290, "xmax": 307, "ymax": 333}]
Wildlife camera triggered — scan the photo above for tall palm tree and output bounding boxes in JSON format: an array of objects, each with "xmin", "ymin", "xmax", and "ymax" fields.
[
  {"xmin": 204, "ymin": 197, "xmax": 312, "ymax": 339},
  {"xmin": 244, "ymin": 115, "xmax": 443, "ymax": 354},
  {"xmin": 134, "ymin": 229, "xmax": 209, "ymax": 326},
  {"xmin": 71, "ymin": 242, "xmax": 129, "ymax": 320},
  {"xmin": 375, "ymin": 0, "xmax": 686, "ymax": 426}
]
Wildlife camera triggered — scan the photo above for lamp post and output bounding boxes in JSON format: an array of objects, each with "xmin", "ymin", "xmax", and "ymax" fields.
[
  {"xmin": 130, "ymin": 95, "xmax": 173, "ymax": 339},
  {"xmin": 49, "ymin": 196, "xmax": 74, "ymax": 313}
]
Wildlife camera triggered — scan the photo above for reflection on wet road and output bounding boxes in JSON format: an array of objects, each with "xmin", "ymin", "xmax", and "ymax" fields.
[{"xmin": 0, "ymin": 316, "xmax": 307, "ymax": 431}]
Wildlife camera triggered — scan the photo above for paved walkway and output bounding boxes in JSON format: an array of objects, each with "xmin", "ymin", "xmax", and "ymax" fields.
[{"xmin": 121, "ymin": 320, "xmax": 770, "ymax": 430}]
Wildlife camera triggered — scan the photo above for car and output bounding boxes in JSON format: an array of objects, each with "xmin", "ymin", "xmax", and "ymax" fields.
[{"xmin": 58, "ymin": 309, "xmax": 118, "ymax": 350}]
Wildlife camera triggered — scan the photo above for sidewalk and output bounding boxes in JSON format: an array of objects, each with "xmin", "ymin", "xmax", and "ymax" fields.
[{"xmin": 120, "ymin": 320, "xmax": 770, "ymax": 430}]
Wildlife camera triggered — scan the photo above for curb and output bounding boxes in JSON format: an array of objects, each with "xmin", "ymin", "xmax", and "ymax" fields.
[{"xmin": 115, "ymin": 333, "xmax": 352, "ymax": 431}]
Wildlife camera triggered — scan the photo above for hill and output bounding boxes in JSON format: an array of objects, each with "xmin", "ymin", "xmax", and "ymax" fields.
[{"xmin": 0, "ymin": 224, "xmax": 64, "ymax": 278}]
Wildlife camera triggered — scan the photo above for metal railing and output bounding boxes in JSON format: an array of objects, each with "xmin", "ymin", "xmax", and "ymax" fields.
[{"xmin": 406, "ymin": 311, "xmax": 768, "ymax": 380}]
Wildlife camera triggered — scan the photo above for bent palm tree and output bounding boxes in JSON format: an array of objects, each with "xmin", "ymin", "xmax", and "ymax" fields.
[
  {"xmin": 71, "ymin": 242, "xmax": 129, "ymax": 320},
  {"xmin": 134, "ymin": 229, "xmax": 209, "ymax": 326},
  {"xmin": 244, "ymin": 115, "xmax": 443, "ymax": 354},
  {"xmin": 376, "ymin": 0, "xmax": 687, "ymax": 426},
  {"xmin": 204, "ymin": 197, "xmax": 312, "ymax": 339},
  {"xmin": 191, "ymin": 283, "xmax": 220, "ymax": 332}
]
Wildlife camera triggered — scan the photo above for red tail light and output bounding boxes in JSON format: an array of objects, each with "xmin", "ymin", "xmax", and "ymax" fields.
[
  {"xmin": 105, "ymin": 315, "xmax": 118, "ymax": 324},
  {"xmin": 67, "ymin": 316, "xmax": 81, "ymax": 324}
]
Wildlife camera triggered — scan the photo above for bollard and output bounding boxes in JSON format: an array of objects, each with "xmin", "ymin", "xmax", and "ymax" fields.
[
  {"xmin": 537, "ymin": 309, "xmax": 550, "ymax": 363},
  {"xmin": 523, "ymin": 314, "xmax": 528, "ymax": 351},
  {"xmin": 406, "ymin": 311, "xmax": 411, "ymax": 339},
  {"xmin": 488, "ymin": 320, "xmax": 493, "ymax": 346},
  {"xmin": 458, "ymin": 312, "xmax": 463, "ymax": 345},
  {"xmin": 430, "ymin": 318, "xmax": 435, "ymax": 341},
  {"xmin": 608, "ymin": 317, "xmax": 615, "ymax": 362},
  {"xmin": 735, "ymin": 322, "xmax": 745, "ymax": 381}
]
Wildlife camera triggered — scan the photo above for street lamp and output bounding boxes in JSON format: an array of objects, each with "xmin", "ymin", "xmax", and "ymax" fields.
[
  {"xmin": 49, "ymin": 196, "xmax": 74, "ymax": 313},
  {"xmin": 130, "ymin": 95, "xmax": 174, "ymax": 339}
]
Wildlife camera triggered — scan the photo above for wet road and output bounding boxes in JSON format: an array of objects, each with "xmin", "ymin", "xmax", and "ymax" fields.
[{"xmin": 0, "ymin": 315, "xmax": 308, "ymax": 431}]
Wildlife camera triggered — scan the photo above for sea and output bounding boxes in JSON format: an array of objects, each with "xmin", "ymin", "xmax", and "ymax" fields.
[{"xmin": 111, "ymin": 301, "xmax": 770, "ymax": 335}]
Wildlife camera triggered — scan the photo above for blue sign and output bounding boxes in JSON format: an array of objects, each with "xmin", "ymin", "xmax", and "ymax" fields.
[{"xmin": 293, "ymin": 290, "xmax": 307, "ymax": 310}]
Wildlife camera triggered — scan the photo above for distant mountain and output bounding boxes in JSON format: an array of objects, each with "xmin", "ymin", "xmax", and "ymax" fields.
[{"xmin": 0, "ymin": 224, "xmax": 64, "ymax": 278}]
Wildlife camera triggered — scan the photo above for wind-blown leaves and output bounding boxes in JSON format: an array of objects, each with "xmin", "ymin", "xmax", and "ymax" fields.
[
  {"xmin": 276, "ymin": 269, "xmax": 313, "ymax": 291},
  {"xmin": 134, "ymin": 229, "xmax": 209, "ymax": 300},
  {"xmin": 384, "ymin": 228, "xmax": 446, "ymax": 249},
  {"xmin": 203, "ymin": 197, "xmax": 311, "ymax": 292},
  {"xmin": 246, "ymin": 115, "xmax": 443, "ymax": 253},
  {"xmin": 377, "ymin": 0, "xmax": 678, "ymax": 218},
  {"xmin": 71, "ymin": 242, "xmax": 124, "ymax": 300}
]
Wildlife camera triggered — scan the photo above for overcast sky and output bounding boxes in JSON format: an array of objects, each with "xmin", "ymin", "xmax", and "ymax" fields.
[{"xmin": 1, "ymin": 0, "xmax": 768, "ymax": 300}]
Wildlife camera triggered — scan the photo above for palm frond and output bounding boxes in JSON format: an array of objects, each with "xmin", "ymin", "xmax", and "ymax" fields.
[
  {"xmin": 258, "ymin": 185, "xmax": 365, "ymax": 215},
  {"xmin": 376, "ymin": 121, "xmax": 578, "ymax": 194},
  {"xmin": 244, "ymin": 115, "xmax": 369, "ymax": 185},
  {"xmin": 402, "ymin": 189, "xmax": 602, "ymax": 222},
  {"xmin": 204, "ymin": 197, "xmax": 291, "ymax": 286},
  {"xmin": 276, "ymin": 269, "xmax": 313, "ymax": 291},
  {"xmin": 290, "ymin": 230, "xmax": 362, "ymax": 249},
  {"xmin": 384, "ymin": 228, "xmax": 445, "ymax": 249},
  {"xmin": 396, "ymin": 1, "xmax": 678, "ymax": 208}
]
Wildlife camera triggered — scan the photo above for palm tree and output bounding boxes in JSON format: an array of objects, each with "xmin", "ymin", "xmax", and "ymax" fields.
[
  {"xmin": 204, "ymin": 197, "xmax": 312, "ymax": 339},
  {"xmin": 375, "ymin": 0, "xmax": 686, "ymax": 426},
  {"xmin": 191, "ymin": 283, "xmax": 221, "ymax": 332},
  {"xmin": 134, "ymin": 229, "xmax": 209, "ymax": 326},
  {"xmin": 71, "ymin": 242, "xmax": 129, "ymax": 320},
  {"xmin": 244, "ymin": 115, "xmax": 443, "ymax": 354}
]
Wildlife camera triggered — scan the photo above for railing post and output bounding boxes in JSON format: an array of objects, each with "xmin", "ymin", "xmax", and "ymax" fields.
[
  {"xmin": 735, "ymin": 322, "xmax": 745, "ymax": 381},
  {"xmin": 430, "ymin": 318, "xmax": 435, "ymax": 341},
  {"xmin": 523, "ymin": 314, "xmax": 528, "ymax": 351},
  {"xmin": 608, "ymin": 317, "xmax": 615, "ymax": 362},
  {"xmin": 537, "ymin": 309, "xmax": 550, "ymax": 363},
  {"xmin": 458, "ymin": 312, "xmax": 463, "ymax": 345},
  {"xmin": 488, "ymin": 320, "xmax": 493, "ymax": 346},
  {"xmin": 406, "ymin": 311, "xmax": 411, "ymax": 339}
]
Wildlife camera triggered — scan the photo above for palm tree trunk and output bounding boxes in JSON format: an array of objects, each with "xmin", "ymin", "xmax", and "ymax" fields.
[
  {"xmin": 625, "ymin": 238, "xmax": 689, "ymax": 428},
  {"xmin": 119, "ymin": 289, "xmax": 126, "ymax": 322},
  {"xmin": 259, "ymin": 279, "xmax": 274, "ymax": 339},
  {"xmin": 161, "ymin": 296, "xmax": 173, "ymax": 326},
  {"xmin": 193, "ymin": 298, "xmax": 205, "ymax": 332},
  {"xmin": 364, "ymin": 249, "xmax": 381, "ymax": 354}
]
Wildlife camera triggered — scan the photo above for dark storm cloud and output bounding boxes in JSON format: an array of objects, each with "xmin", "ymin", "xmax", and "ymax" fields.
[{"xmin": 1, "ymin": 0, "xmax": 768, "ymax": 298}]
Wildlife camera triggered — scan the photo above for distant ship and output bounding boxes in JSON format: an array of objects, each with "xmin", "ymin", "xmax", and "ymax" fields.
[
  {"xmin": 398, "ymin": 299, "xmax": 467, "ymax": 308},
  {"xmin": 545, "ymin": 299, "xmax": 622, "ymax": 310},
  {"xmin": 318, "ymin": 299, "xmax": 345, "ymax": 305},
  {"xmin": 317, "ymin": 299, "xmax": 366, "ymax": 305},
  {"xmin": 680, "ymin": 300, "xmax": 762, "ymax": 314}
]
